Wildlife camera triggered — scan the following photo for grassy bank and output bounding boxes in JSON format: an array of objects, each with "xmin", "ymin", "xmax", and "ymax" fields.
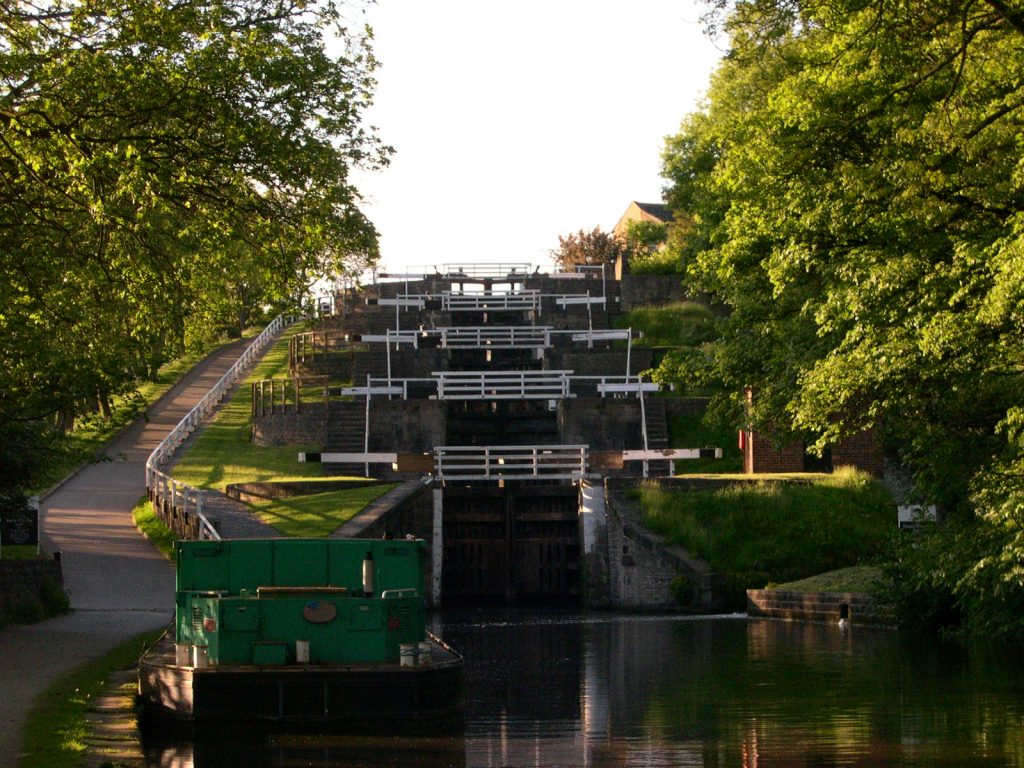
[
  {"xmin": 637, "ymin": 468, "xmax": 894, "ymax": 608},
  {"xmin": 771, "ymin": 565, "xmax": 889, "ymax": 595},
  {"xmin": 612, "ymin": 301, "xmax": 718, "ymax": 348},
  {"xmin": 170, "ymin": 323, "xmax": 334, "ymax": 489},
  {"xmin": 246, "ymin": 484, "xmax": 398, "ymax": 537},
  {"xmin": 21, "ymin": 629, "xmax": 163, "ymax": 768},
  {"xmin": 132, "ymin": 497, "xmax": 177, "ymax": 561}
]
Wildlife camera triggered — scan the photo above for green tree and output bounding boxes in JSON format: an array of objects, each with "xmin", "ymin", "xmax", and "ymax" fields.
[
  {"xmin": 0, "ymin": 0, "xmax": 387, "ymax": 495},
  {"xmin": 550, "ymin": 227, "xmax": 627, "ymax": 271},
  {"xmin": 660, "ymin": 0, "xmax": 1024, "ymax": 636}
]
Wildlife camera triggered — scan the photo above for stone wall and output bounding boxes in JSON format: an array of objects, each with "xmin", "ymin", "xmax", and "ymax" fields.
[
  {"xmin": 743, "ymin": 427, "xmax": 886, "ymax": 477},
  {"xmin": 0, "ymin": 559, "xmax": 65, "ymax": 620},
  {"xmin": 559, "ymin": 399, "xmax": 643, "ymax": 451},
  {"xmin": 603, "ymin": 479, "xmax": 723, "ymax": 612},
  {"xmin": 744, "ymin": 430, "xmax": 805, "ymax": 474},
  {"xmin": 545, "ymin": 349, "xmax": 653, "ymax": 377},
  {"xmin": 747, "ymin": 589, "xmax": 895, "ymax": 626},
  {"xmin": 252, "ymin": 400, "xmax": 446, "ymax": 454},
  {"xmin": 368, "ymin": 400, "xmax": 446, "ymax": 453},
  {"xmin": 832, "ymin": 428, "xmax": 885, "ymax": 478},
  {"xmin": 252, "ymin": 402, "xmax": 328, "ymax": 447},
  {"xmin": 619, "ymin": 274, "xmax": 690, "ymax": 311}
]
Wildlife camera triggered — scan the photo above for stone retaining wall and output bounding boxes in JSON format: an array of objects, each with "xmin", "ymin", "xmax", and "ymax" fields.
[
  {"xmin": 252, "ymin": 402, "xmax": 328, "ymax": 447},
  {"xmin": 746, "ymin": 589, "xmax": 895, "ymax": 626},
  {"xmin": 603, "ymin": 478, "xmax": 724, "ymax": 612}
]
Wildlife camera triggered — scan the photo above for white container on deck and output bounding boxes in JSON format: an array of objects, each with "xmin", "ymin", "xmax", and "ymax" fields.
[{"xmin": 399, "ymin": 643, "xmax": 417, "ymax": 667}]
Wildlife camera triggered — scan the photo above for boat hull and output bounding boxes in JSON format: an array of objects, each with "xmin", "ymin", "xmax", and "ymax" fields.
[{"xmin": 139, "ymin": 632, "xmax": 464, "ymax": 731}]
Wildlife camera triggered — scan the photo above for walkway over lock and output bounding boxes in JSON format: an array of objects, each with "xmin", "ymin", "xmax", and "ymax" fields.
[
  {"xmin": 369, "ymin": 291, "xmax": 606, "ymax": 313},
  {"xmin": 357, "ymin": 327, "xmax": 632, "ymax": 350},
  {"xmin": 335, "ymin": 371, "xmax": 658, "ymax": 400},
  {"xmin": 434, "ymin": 445, "xmax": 588, "ymax": 482}
]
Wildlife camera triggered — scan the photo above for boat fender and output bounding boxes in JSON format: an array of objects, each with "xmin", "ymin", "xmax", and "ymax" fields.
[{"xmin": 362, "ymin": 551, "xmax": 375, "ymax": 597}]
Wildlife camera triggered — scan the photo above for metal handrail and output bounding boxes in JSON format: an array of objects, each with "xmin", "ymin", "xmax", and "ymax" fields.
[
  {"xmin": 435, "ymin": 445, "xmax": 588, "ymax": 481},
  {"xmin": 145, "ymin": 313, "xmax": 293, "ymax": 540}
]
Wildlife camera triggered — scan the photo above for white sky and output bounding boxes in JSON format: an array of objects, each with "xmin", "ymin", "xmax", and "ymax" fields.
[{"xmin": 347, "ymin": 1, "xmax": 724, "ymax": 274}]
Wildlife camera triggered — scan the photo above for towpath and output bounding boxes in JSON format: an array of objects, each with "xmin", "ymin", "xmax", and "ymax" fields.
[{"xmin": 0, "ymin": 337, "xmax": 254, "ymax": 768}]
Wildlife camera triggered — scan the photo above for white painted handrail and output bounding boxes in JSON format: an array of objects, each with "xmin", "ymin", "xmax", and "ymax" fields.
[
  {"xmin": 435, "ymin": 445, "xmax": 588, "ymax": 481},
  {"xmin": 145, "ymin": 313, "xmax": 293, "ymax": 540}
]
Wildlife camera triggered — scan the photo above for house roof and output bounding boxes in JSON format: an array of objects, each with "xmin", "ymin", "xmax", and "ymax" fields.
[{"xmin": 632, "ymin": 202, "xmax": 673, "ymax": 222}]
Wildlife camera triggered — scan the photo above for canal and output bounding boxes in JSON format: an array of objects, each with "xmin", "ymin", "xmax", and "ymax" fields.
[{"xmin": 143, "ymin": 611, "xmax": 1024, "ymax": 767}]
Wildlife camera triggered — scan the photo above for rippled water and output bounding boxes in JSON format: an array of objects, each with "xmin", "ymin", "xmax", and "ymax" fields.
[{"xmin": 144, "ymin": 611, "xmax": 1024, "ymax": 767}]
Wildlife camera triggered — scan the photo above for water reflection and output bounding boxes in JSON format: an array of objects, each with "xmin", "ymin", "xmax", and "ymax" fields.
[{"xmin": 143, "ymin": 611, "xmax": 1024, "ymax": 767}]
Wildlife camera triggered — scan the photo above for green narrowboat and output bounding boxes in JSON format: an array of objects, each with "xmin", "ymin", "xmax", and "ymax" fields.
[{"xmin": 138, "ymin": 538, "xmax": 463, "ymax": 729}]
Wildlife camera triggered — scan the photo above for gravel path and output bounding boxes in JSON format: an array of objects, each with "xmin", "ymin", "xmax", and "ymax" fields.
[{"xmin": 0, "ymin": 337, "xmax": 256, "ymax": 768}]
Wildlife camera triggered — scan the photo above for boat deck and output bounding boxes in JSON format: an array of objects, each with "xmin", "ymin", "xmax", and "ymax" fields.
[{"xmin": 139, "ymin": 629, "xmax": 464, "ymax": 729}]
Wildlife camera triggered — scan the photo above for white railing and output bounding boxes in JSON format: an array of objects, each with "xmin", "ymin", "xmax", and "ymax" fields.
[
  {"xmin": 373, "ymin": 295, "xmax": 427, "ymax": 309},
  {"xmin": 145, "ymin": 313, "xmax": 293, "ymax": 540},
  {"xmin": 338, "ymin": 372, "xmax": 658, "ymax": 401},
  {"xmin": 554, "ymin": 293, "xmax": 606, "ymax": 308},
  {"xmin": 440, "ymin": 326, "xmax": 552, "ymax": 349},
  {"xmin": 435, "ymin": 370, "xmax": 572, "ymax": 400},
  {"xmin": 377, "ymin": 263, "xmax": 535, "ymax": 281},
  {"xmin": 442, "ymin": 290, "xmax": 541, "ymax": 312},
  {"xmin": 435, "ymin": 445, "xmax": 588, "ymax": 481}
]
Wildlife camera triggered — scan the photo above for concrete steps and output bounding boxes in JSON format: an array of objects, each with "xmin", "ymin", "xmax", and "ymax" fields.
[
  {"xmin": 325, "ymin": 401, "xmax": 367, "ymax": 476},
  {"xmin": 643, "ymin": 397, "xmax": 671, "ymax": 476}
]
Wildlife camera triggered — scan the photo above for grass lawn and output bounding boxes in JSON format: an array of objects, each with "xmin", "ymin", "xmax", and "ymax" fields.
[
  {"xmin": 247, "ymin": 485, "xmax": 398, "ymax": 537},
  {"xmin": 21, "ymin": 630, "xmax": 163, "ymax": 768},
  {"xmin": 637, "ymin": 467, "xmax": 894, "ymax": 608},
  {"xmin": 770, "ymin": 565, "xmax": 889, "ymax": 595},
  {"xmin": 170, "ymin": 322, "xmax": 349, "ymax": 490},
  {"xmin": 0, "ymin": 545, "xmax": 42, "ymax": 560},
  {"xmin": 132, "ymin": 497, "xmax": 177, "ymax": 561},
  {"xmin": 611, "ymin": 301, "xmax": 719, "ymax": 348}
]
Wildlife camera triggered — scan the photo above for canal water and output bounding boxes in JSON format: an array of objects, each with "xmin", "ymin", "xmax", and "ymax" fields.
[{"xmin": 143, "ymin": 611, "xmax": 1024, "ymax": 767}]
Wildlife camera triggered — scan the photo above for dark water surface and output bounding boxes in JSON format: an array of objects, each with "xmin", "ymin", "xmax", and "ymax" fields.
[{"xmin": 144, "ymin": 611, "xmax": 1024, "ymax": 767}]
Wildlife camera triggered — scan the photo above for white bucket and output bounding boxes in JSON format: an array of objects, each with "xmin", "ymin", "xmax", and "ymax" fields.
[
  {"xmin": 192, "ymin": 645, "xmax": 209, "ymax": 668},
  {"xmin": 175, "ymin": 644, "xmax": 190, "ymax": 666},
  {"xmin": 296, "ymin": 640, "xmax": 310, "ymax": 664},
  {"xmin": 417, "ymin": 641, "xmax": 432, "ymax": 666},
  {"xmin": 399, "ymin": 643, "xmax": 418, "ymax": 667}
]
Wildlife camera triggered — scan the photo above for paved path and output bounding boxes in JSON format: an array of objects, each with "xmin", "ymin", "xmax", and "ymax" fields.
[{"xmin": 0, "ymin": 338, "xmax": 253, "ymax": 768}]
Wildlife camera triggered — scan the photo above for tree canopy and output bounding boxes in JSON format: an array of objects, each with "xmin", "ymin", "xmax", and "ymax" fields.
[
  {"xmin": 550, "ymin": 227, "xmax": 627, "ymax": 271},
  {"xmin": 0, "ymin": 0, "xmax": 387, "ymax": 493},
  {"xmin": 660, "ymin": 0, "xmax": 1024, "ymax": 636}
]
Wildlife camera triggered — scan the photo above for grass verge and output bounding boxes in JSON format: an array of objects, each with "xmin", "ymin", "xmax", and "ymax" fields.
[
  {"xmin": 637, "ymin": 467, "xmax": 894, "ymax": 608},
  {"xmin": 132, "ymin": 496, "xmax": 177, "ymax": 561},
  {"xmin": 248, "ymin": 484, "xmax": 399, "ymax": 537},
  {"xmin": 611, "ymin": 301, "xmax": 719, "ymax": 347},
  {"xmin": 769, "ymin": 565, "xmax": 888, "ymax": 595},
  {"xmin": 21, "ymin": 629, "xmax": 163, "ymax": 768},
  {"xmin": 170, "ymin": 323, "xmax": 340, "ymax": 490}
]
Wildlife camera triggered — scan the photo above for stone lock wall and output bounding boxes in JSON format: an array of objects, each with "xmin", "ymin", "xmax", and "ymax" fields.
[
  {"xmin": 747, "ymin": 589, "xmax": 895, "ymax": 626},
  {"xmin": 252, "ymin": 401, "xmax": 329, "ymax": 447},
  {"xmin": 602, "ymin": 479, "xmax": 723, "ymax": 612}
]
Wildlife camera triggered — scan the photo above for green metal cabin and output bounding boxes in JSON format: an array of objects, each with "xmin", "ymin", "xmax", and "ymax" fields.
[{"xmin": 175, "ymin": 539, "xmax": 427, "ymax": 666}]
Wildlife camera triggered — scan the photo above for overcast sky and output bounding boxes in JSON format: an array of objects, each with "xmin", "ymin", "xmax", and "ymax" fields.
[{"xmin": 347, "ymin": 1, "xmax": 724, "ymax": 274}]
